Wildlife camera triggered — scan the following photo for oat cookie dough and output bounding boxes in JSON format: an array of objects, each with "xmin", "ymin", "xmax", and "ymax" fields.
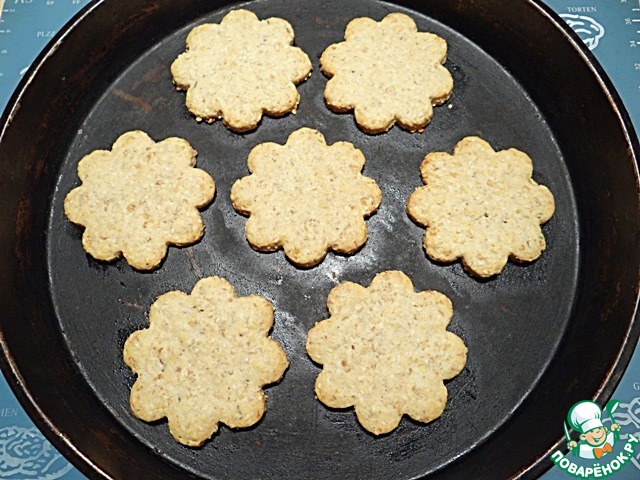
[
  {"xmin": 171, "ymin": 9, "xmax": 312, "ymax": 132},
  {"xmin": 123, "ymin": 276, "xmax": 288, "ymax": 447},
  {"xmin": 230, "ymin": 127, "xmax": 382, "ymax": 267},
  {"xmin": 406, "ymin": 136, "xmax": 555, "ymax": 277},
  {"xmin": 306, "ymin": 270, "xmax": 467, "ymax": 435},
  {"xmin": 320, "ymin": 12, "xmax": 453, "ymax": 134},
  {"xmin": 64, "ymin": 130, "xmax": 215, "ymax": 270}
]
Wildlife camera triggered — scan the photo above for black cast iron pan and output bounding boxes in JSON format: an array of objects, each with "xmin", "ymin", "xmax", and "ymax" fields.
[{"xmin": 0, "ymin": 0, "xmax": 639, "ymax": 478}]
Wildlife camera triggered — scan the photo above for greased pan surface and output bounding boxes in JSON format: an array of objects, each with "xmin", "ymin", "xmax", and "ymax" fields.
[{"xmin": 0, "ymin": 0, "xmax": 638, "ymax": 478}]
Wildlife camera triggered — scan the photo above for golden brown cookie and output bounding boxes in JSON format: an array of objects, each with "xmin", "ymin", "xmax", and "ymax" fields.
[
  {"xmin": 171, "ymin": 9, "xmax": 312, "ymax": 132},
  {"xmin": 406, "ymin": 136, "xmax": 555, "ymax": 277},
  {"xmin": 320, "ymin": 12, "xmax": 453, "ymax": 134},
  {"xmin": 230, "ymin": 127, "xmax": 382, "ymax": 267},
  {"xmin": 306, "ymin": 270, "xmax": 467, "ymax": 435},
  {"xmin": 63, "ymin": 130, "xmax": 215, "ymax": 270},
  {"xmin": 123, "ymin": 276, "xmax": 288, "ymax": 447}
]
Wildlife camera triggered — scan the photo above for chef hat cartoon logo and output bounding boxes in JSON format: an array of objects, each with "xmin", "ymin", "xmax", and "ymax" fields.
[
  {"xmin": 559, "ymin": 14, "xmax": 605, "ymax": 51},
  {"xmin": 565, "ymin": 400, "xmax": 621, "ymax": 459}
]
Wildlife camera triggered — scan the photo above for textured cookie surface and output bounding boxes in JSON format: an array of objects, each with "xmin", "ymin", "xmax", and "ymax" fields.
[
  {"xmin": 306, "ymin": 270, "xmax": 467, "ymax": 435},
  {"xmin": 320, "ymin": 12, "xmax": 453, "ymax": 134},
  {"xmin": 123, "ymin": 276, "xmax": 288, "ymax": 447},
  {"xmin": 64, "ymin": 130, "xmax": 215, "ymax": 270},
  {"xmin": 230, "ymin": 128, "xmax": 382, "ymax": 267},
  {"xmin": 171, "ymin": 9, "xmax": 312, "ymax": 132},
  {"xmin": 406, "ymin": 136, "xmax": 555, "ymax": 277}
]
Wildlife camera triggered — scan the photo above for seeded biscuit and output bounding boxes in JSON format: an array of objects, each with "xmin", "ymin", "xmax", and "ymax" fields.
[
  {"xmin": 171, "ymin": 9, "xmax": 312, "ymax": 132},
  {"xmin": 320, "ymin": 12, "xmax": 453, "ymax": 134},
  {"xmin": 406, "ymin": 136, "xmax": 555, "ymax": 277},
  {"xmin": 306, "ymin": 270, "xmax": 467, "ymax": 435},
  {"xmin": 63, "ymin": 130, "xmax": 215, "ymax": 270},
  {"xmin": 123, "ymin": 276, "xmax": 288, "ymax": 447},
  {"xmin": 230, "ymin": 127, "xmax": 382, "ymax": 267}
]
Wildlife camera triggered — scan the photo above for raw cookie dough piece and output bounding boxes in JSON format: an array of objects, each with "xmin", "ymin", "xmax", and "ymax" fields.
[
  {"xmin": 306, "ymin": 270, "xmax": 467, "ymax": 435},
  {"xmin": 320, "ymin": 12, "xmax": 453, "ymax": 134},
  {"xmin": 171, "ymin": 9, "xmax": 312, "ymax": 132},
  {"xmin": 230, "ymin": 127, "xmax": 382, "ymax": 267},
  {"xmin": 406, "ymin": 136, "xmax": 555, "ymax": 277},
  {"xmin": 64, "ymin": 130, "xmax": 215, "ymax": 271},
  {"xmin": 123, "ymin": 276, "xmax": 288, "ymax": 447}
]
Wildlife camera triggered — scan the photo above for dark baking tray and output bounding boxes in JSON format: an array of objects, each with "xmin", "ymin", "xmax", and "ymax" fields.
[{"xmin": 0, "ymin": 0, "xmax": 638, "ymax": 478}]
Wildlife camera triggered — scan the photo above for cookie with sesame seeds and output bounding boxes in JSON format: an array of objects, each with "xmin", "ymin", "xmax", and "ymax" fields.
[
  {"xmin": 171, "ymin": 9, "xmax": 312, "ymax": 132},
  {"xmin": 320, "ymin": 12, "xmax": 453, "ymax": 134},
  {"xmin": 63, "ymin": 130, "xmax": 215, "ymax": 270},
  {"xmin": 306, "ymin": 270, "xmax": 467, "ymax": 435},
  {"xmin": 406, "ymin": 136, "xmax": 555, "ymax": 277},
  {"xmin": 123, "ymin": 276, "xmax": 288, "ymax": 446},
  {"xmin": 230, "ymin": 127, "xmax": 382, "ymax": 267}
]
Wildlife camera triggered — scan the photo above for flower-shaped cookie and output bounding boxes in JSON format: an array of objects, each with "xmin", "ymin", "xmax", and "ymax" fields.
[
  {"xmin": 171, "ymin": 9, "xmax": 312, "ymax": 132},
  {"xmin": 407, "ymin": 136, "xmax": 556, "ymax": 277},
  {"xmin": 64, "ymin": 130, "xmax": 215, "ymax": 270},
  {"xmin": 306, "ymin": 270, "xmax": 467, "ymax": 435},
  {"xmin": 320, "ymin": 13, "xmax": 453, "ymax": 134},
  {"xmin": 230, "ymin": 128, "xmax": 382, "ymax": 267},
  {"xmin": 123, "ymin": 276, "xmax": 288, "ymax": 447}
]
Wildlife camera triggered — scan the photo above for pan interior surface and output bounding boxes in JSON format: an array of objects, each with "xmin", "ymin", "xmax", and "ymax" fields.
[{"xmin": 44, "ymin": 0, "xmax": 580, "ymax": 479}]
